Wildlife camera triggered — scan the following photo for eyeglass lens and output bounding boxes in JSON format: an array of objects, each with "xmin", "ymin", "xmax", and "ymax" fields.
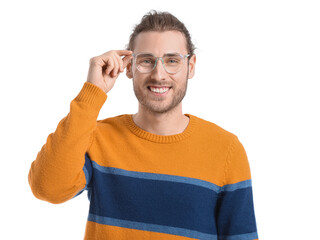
[{"xmin": 135, "ymin": 53, "xmax": 185, "ymax": 73}]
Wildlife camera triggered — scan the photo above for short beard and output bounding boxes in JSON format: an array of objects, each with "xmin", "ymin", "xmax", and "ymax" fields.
[{"xmin": 132, "ymin": 70, "xmax": 189, "ymax": 114}]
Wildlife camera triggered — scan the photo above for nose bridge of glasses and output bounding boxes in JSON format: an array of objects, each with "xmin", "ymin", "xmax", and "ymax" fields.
[{"xmin": 154, "ymin": 57, "xmax": 166, "ymax": 72}]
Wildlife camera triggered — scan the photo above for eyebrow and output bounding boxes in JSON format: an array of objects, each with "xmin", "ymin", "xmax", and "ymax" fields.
[{"xmin": 164, "ymin": 53, "xmax": 180, "ymax": 57}]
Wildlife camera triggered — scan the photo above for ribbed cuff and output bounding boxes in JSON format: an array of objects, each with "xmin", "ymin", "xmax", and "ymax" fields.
[{"xmin": 74, "ymin": 82, "xmax": 108, "ymax": 110}]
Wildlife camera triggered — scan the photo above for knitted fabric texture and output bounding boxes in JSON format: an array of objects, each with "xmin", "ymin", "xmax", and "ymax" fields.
[{"xmin": 28, "ymin": 82, "xmax": 258, "ymax": 240}]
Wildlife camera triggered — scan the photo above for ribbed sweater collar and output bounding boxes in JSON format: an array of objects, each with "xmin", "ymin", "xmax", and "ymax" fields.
[{"xmin": 123, "ymin": 113, "xmax": 197, "ymax": 144}]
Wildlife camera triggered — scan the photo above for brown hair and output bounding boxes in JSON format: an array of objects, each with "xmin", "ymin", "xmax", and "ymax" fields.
[{"xmin": 126, "ymin": 10, "xmax": 196, "ymax": 58}]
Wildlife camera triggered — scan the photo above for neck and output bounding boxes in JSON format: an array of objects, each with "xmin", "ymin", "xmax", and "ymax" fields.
[{"xmin": 132, "ymin": 108, "xmax": 190, "ymax": 136}]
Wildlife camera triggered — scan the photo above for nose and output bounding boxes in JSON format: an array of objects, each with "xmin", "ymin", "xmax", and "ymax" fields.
[{"xmin": 151, "ymin": 58, "xmax": 167, "ymax": 80}]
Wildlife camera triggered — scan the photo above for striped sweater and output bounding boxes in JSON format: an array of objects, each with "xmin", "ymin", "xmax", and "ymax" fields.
[{"xmin": 28, "ymin": 82, "xmax": 259, "ymax": 240}]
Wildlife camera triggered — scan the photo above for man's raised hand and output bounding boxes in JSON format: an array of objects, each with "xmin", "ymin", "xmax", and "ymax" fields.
[{"xmin": 86, "ymin": 50, "xmax": 133, "ymax": 93}]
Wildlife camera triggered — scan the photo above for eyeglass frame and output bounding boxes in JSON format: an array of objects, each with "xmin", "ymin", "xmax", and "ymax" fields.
[{"xmin": 131, "ymin": 52, "xmax": 191, "ymax": 74}]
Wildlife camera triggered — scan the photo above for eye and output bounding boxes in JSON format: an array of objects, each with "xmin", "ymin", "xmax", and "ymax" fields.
[
  {"xmin": 143, "ymin": 59, "xmax": 152, "ymax": 63},
  {"xmin": 168, "ymin": 59, "xmax": 178, "ymax": 63},
  {"xmin": 137, "ymin": 56, "xmax": 155, "ymax": 65},
  {"xmin": 166, "ymin": 57, "xmax": 181, "ymax": 64}
]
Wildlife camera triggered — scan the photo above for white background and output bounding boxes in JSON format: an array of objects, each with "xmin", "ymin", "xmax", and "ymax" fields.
[{"xmin": 1, "ymin": 0, "xmax": 319, "ymax": 239}]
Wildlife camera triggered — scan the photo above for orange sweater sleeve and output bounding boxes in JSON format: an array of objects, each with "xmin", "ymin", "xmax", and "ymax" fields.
[
  {"xmin": 28, "ymin": 82, "xmax": 107, "ymax": 204},
  {"xmin": 218, "ymin": 136, "xmax": 259, "ymax": 240}
]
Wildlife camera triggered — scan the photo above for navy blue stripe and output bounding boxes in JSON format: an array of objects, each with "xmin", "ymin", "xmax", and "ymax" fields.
[
  {"xmin": 91, "ymin": 161, "xmax": 221, "ymax": 193},
  {"xmin": 218, "ymin": 231, "xmax": 258, "ymax": 240},
  {"xmin": 88, "ymin": 214, "xmax": 217, "ymax": 240},
  {"xmin": 89, "ymin": 160, "xmax": 218, "ymax": 235},
  {"xmin": 83, "ymin": 156, "xmax": 257, "ymax": 238},
  {"xmin": 84, "ymin": 153, "xmax": 93, "ymax": 186},
  {"xmin": 72, "ymin": 153, "xmax": 93, "ymax": 198},
  {"xmin": 222, "ymin": 179, "xmax": 252, "ymax": 192},
  {"xmin": 91, "ymin": 161, "xmax": 252, "ymax": 194},
  {"xmin": 216, "ymin": 187, "xmax": 258, "ymax": 236}
]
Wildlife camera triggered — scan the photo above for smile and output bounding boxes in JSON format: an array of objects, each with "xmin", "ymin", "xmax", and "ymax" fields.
[{"xmin": 147, "ymin": 86, "xmax": 171, "ymax": 96}]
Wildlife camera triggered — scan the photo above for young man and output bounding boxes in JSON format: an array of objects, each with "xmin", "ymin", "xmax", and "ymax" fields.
[{"xmin": 28, "ymin": 10, "xmax": 259, "ymax": 240}]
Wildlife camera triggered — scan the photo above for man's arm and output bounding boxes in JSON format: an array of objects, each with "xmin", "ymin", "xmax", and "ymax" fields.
[
  {"xmin": 28, "ymin": 50, "xmax": 133, "ymax": 204},
  {"xmin": 28, "ymin": 82, "xmax": 107, "ymax": 203},
  {"xmin": 216, "ymin": 135, "xmax": 259, "ymax": 240}
]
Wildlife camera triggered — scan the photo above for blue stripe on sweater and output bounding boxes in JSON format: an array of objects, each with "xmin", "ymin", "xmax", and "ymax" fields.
[
  {"xmin": 72, "ymin": 153, "xmax": 93, "ymax": 198},
  {"xmin": 80, "ymin": 153, "xmax": 252, "ymax": 195},
  {"xmin": 89, "ymin": 162, "xmax": 218, "ymax": 235},
  {"xmin": 216, "ymin": 187, "xmax": 258, "ymax": 236},
  {"xmin": 222, "ymin": 179, "xmax": 252, "ymax": 192},
  {"xmin": 83, "ymin": 153, "xmax": 93, "ymax": 185},
  {"xmin": 88, "ymin": 213, "xmax": 218, "ymax": 240},
  {"xmin": 218, "ymin": 232, "xmax": 258, "ymax": 240},
  {"xmin": 90, "ymin": 160, "xmax": 252, "ymax": 194},
  {"xmin": 79, "ymin": 154, "xmax": 257, "ymax": 238},
  {"xmin": 91, "ymin": 160, "xmax": 222, "ymax": 193}
]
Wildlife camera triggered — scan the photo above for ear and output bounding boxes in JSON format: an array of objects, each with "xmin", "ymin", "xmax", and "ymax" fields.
[
  {"xmin": 126, "ymin": 60, "xmax": 133, "ymax": 79},
  {"xmin": 188, "ymin": 54, "xmax": 196, "ymax": 79}
]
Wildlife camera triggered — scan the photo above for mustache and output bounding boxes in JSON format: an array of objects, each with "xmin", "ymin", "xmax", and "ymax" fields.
[{"xmin": 146, "ymin": 82, "xmax": 173, "ymax": 87}]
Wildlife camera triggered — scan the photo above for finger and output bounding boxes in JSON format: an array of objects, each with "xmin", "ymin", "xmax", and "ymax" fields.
[
  {"xmin": 112, "ymin": 52, "xmax": 123, "ymax": 72},
  {"xmin": 111, "ymin": 55, "xmax": 119, "ymax": 77},
  {"xmin": 99, "ymin": 52, "xmax": 115, "ymax": 65},
  {"xmin": 122, "ymin": 55, "xmax": 133, "ymax": 69},
  {"xmin": 105, "ymin": 58, "xmax": 114, "ymax": 75},
  {"xmin": 115, "ymin": 49, "xmax": 133, "ymax": 57}
]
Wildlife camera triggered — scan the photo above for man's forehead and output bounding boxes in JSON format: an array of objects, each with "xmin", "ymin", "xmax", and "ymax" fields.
[{"xmin": 133, "ymin": 31, "xmax": 188, "ymax": 54}]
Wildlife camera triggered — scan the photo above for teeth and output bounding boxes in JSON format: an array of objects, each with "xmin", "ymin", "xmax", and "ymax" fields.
[{"xmin": 150, "ymin": 87, "xmax": 169, "ymax": 93}]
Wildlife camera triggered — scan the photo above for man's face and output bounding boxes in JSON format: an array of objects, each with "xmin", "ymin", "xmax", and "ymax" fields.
[{"xmin": 126, "ymin": 30, "xmax": 196, "ymax": 114}]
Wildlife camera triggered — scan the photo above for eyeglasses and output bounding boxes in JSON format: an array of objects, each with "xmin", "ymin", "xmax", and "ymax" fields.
[{"xmin": 132, "ymin": 52, "xmax": 190, "ymax": 74}]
